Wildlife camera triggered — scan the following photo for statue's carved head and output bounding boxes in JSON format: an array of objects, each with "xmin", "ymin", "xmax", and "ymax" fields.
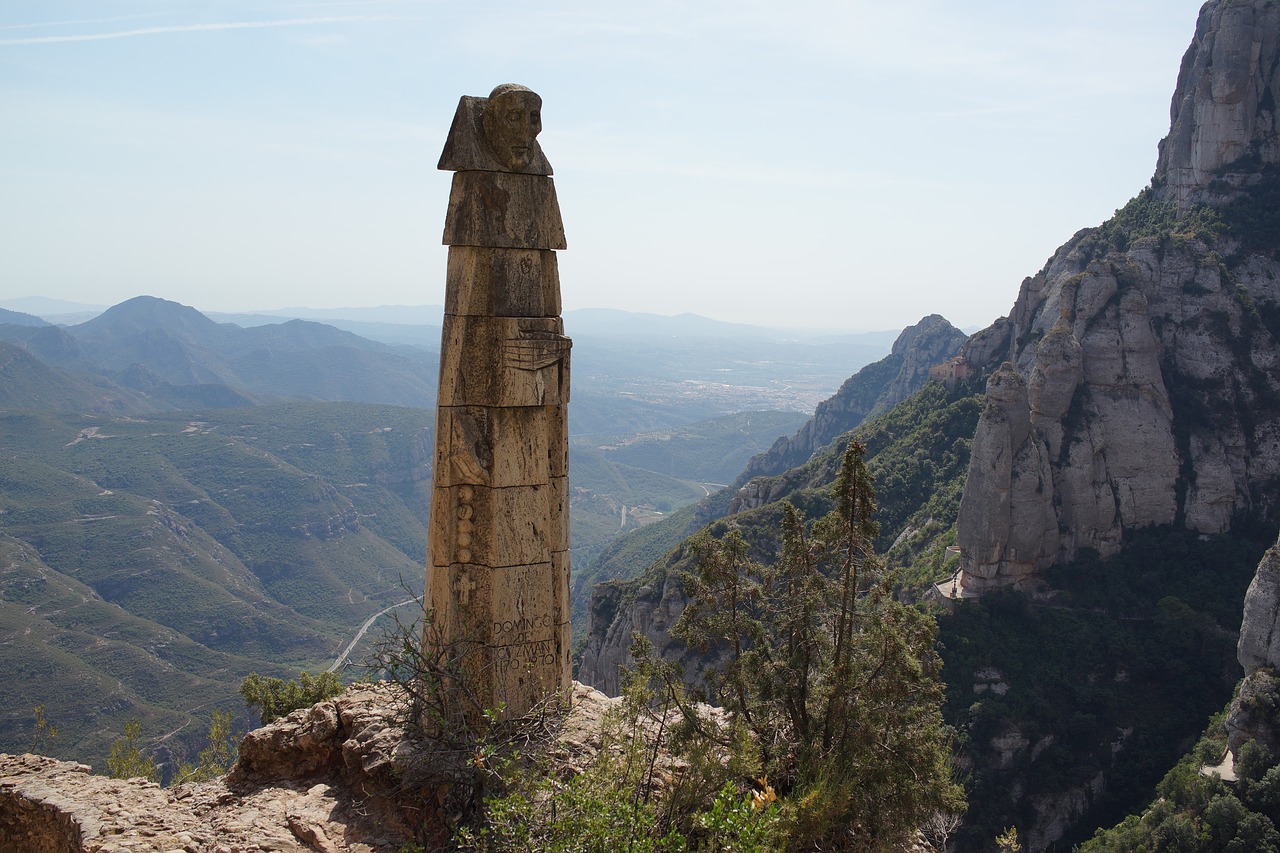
[
  {"xmin": 481, "ymin": 84, "xmax": 543, "ymax": 172},
  {"xmin": 437, "ymin": 83, "xmax": 552, "ymax": 175}
]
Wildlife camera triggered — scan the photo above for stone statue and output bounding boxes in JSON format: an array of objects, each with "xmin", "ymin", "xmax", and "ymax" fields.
[{"xmin": 427, "ymin": 84, "xmax": 571, "ymax": 720}]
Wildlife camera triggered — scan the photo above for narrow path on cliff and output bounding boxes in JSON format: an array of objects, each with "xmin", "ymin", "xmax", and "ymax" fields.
[{"xmin": 327, "ymin": 597, "xmax": 422, "ymax": 673}]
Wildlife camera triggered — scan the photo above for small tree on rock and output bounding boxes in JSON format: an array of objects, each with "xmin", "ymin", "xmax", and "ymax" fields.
[{"xmin": 106, "ymin": 719, "xmax": 160, "ymax": 783}]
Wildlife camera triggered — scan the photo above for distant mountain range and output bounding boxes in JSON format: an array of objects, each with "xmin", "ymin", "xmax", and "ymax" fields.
[
  {"xmin": 0, "ymin": 297, "xmax": 908, "ymax": 344},
  {"xmin": 0, "ymin": 295, "xmax": 895, "ymax": 433},
  {"xmin": 0, "ymin": 292, "xmax": 908, "ymax": 772}
]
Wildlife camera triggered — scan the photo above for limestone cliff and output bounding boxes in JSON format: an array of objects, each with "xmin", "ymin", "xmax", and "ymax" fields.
[
  {"xmin": 1155, "ymin": 0, "xmax": 1280, "ymax": 205},
  {"xmin": 1239, "ymin": 534, "xmax": 1280, "ymax": 672},
  {"xmin": 954, "ymin": 0, "xmax": 1280, "ymax": 591},
  {"xmin": 1229, "ymin": 533, "xmax": 1280, "ymax": 758},
  {"xmin": 741, "ymin": 314, "xmax": 967, "ymax": 481}
]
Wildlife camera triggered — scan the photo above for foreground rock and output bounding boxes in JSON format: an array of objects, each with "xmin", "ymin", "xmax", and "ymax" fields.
[{"xmin": 0, "ymin": 681, "xmax": 617, "ymax": 852}]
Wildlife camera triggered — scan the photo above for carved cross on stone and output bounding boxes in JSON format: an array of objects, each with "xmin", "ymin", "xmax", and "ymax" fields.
[{"xmin": 455, "ymin": 572, "xmax": 477, "ymax": 607}]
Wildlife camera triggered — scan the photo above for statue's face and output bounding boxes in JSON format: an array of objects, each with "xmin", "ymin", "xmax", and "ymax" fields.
[{"xmin": 483, "ymin": 90, "xmax": 542, "ymax": 170}]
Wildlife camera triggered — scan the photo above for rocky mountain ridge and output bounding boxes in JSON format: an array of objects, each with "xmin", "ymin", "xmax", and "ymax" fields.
[
  {"xmin": 740, "ymin": 314, "xmax": 967, "ymax": 481},
  {"xmin": 953, "ymin": 0, "xmax": 1280, "ymax": 592},
  {"xmin": 0, "ymin": 295, "xmax": 441, "ymax": 412},
  {"xmin": 1154, "ymin": 0, "xmax": 1280, "ymax": 206}
]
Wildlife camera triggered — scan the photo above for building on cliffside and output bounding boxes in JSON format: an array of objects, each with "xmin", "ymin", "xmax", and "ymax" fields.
[{"xmin": 927, "ymin": 356, "xmax": 971, "ymax": 390}]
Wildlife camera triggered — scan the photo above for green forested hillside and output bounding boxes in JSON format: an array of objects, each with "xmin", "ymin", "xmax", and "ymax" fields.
[
  {"xmin": 576, "ymin": 380, "xmax": 983, "ymax": 618},
  {"xmin": 0, "ymin": 402, "xmax": 433, "ymax": 770},
  {"xmin": 0, "ymin": 534, "xmax": 297, "ymax": 771},
  {"xmin": 567, "ymin": 411, "xmax": 809, "ymax": 622},
  {"xmin": 940, "ymin": 528, "xmax": 1272, "ymax": 849},
  {"xmin": 0, "ymin": 340, "xmax": 157, "ymax": 414},
  {"xmin": 578, "ymin": 373, "xmax": 1277, "ymax": 846}
]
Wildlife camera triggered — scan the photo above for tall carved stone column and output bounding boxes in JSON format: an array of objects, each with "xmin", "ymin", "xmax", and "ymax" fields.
[{"xmin": 426, "ymin": 84, "xmax": 571, "ymax": 720}]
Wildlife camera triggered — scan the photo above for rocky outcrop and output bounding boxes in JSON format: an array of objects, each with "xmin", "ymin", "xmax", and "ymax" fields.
[
  {"xmin": 579, "ymin": 570, "xmax": 695, "ymax": 697},
  {"xmin": 0, "ymin": 681, "xmax": 619, "ymax": 852},
  {"xmin": 1226, "ymin": 668, "xmax": 1280, "ymax": 760},
  {"xmin": 740, "ymin": 314, "xmax": 967, "ymax": 481},
  {"xmin": 1227, "ymin": 533, "xmax": 1280, "ymax": 758},
  {"xmin": 0, "ymin": 682, "xmax": 421, "ymax": 852},
  {"xmin": 1239, "ymin": 534, "xmax": 1280, "ymax": 671},
  {"xmin": 954, "ymin": 0, "xmax": 1280, "ymax": 590},
  {"xmin": 1155, "ymin": 0, "xmax": 1280, "ymax": 205}
]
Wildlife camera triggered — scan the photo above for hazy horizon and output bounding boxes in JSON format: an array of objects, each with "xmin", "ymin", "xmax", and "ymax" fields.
[
  {"xmin": 3, "ymin": 0, "xmax": 1204, "ymax": 331},
  {"xmin": 0, "ymin": 293, "xmax": 947, "ymax": 336}
]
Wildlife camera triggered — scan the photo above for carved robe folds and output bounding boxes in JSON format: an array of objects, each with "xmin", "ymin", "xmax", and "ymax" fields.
[{"xmin": 427, "ymin": 86, "xmax": 571, "ymax": 719}]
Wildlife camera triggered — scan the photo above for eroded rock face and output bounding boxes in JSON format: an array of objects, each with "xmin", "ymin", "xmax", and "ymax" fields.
[
  {"xmin": 1238, "ymin": 535, "xmax": 1280, "ymax": 672},
  {"xmin": 1155, "ymin": 0, "xmax": 1280, "ymax": 204},
  {"xmin": 957, "ymin": 230, "xmax": 1280, "ymax": 583},
  {"xmin": 579, "ymin": 572, "xmax": 700, "ymax": 697},
  {"xmin": 955, "ymin": 0, "xmax": 1280, "ymax": 586},
  {"xmin": 1229, "ymin": 536, "xmax": 1280, "ymax": 760}
]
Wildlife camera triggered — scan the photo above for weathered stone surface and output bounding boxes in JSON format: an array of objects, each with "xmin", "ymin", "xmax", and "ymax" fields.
[
  {"xmin": 579, "ymin": 569, "xmax": 713, "ymax": 698},
  {"xmin": 443, "ymin": 172, "xmax": 566, "ymax": 250},
  {"xmin": 0, "ymin": 681, "xmax": 621, "ymax": 851},
  {"xmin": 445, "ymin": 246, "xmax": 561, "ymax": 318},
  {"xmin": 436, "ymin": 314, "xmax": 570, "ymax": 408},
  {"xmin": 438, "ymin": 87, "xmax": 553, "ymax": 176},
  {"xmin": 238, "ymin": 700, "xmax": 342, "ymax": 779},
  {"xmin": 954, "ymin": 1, "xmax": 1280, "ymax": 586},
  {"xmin": 955, "ymin": 363, "xmax": 1057, "ymax": 588},
  {"xmin": 1226, "ymin": 669, "xmax": 1280, "ymax": 759},
  {"xmin": 955, "ymin": 215, "xmax": 1280, "ymax": 584},
  {"xmin": 1238, "ymin": 534, "xmax": 1280, "ymax": 672},
  {"xmin": 1154, "ymin": 0, "xmax": 1280, "ymax": 204},
  {"xmin": 429, "ymin": 84, "xmax": 572, "ymax": 719},
  {"xmin": 429, "ymin": 483, "xmax": 553, "ymax": 568}
]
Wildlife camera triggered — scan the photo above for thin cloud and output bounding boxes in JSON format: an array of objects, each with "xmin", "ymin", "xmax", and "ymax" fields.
[
  {"xmin": 0, "ymin": 12, "xmax": 168, "ymax": 32},
  {"xmin": 0, "ymin": 15, "xmax": 413, "ymax": 46}
]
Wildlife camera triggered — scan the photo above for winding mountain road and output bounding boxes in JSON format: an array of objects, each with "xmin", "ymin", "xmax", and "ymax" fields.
[{"xmin": 327, "ymin": 597, "xmax": 422, "ymax": 673}]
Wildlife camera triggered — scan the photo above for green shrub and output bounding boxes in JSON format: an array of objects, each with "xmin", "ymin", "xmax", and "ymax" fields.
[
  {"xmin": 106, "ymin": 719, "xmax": 160, "ymax": 782},
  {"xmin": 240, "ymin": 670, "xmax": 344, "ymax": 724}
]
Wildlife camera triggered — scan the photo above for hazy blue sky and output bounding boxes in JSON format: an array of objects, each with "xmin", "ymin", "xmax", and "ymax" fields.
[{"xmin": 2, "ymin": 0, "xmax": 1205, "ymax": 331}]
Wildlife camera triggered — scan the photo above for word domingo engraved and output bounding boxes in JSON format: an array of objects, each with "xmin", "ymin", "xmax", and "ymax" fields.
[{"xmin": 492, "ymin": 614, "xmax": 555, "ymax": 636}]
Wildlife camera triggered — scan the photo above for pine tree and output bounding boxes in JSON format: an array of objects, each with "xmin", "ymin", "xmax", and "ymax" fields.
[{"xmin": 675, "ymin": 440, "xmax": 963, "ymax": 849}]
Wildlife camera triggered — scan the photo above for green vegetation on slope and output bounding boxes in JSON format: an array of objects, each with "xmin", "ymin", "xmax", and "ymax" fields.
[
  {"xmin": 1080, "ymin": 671, "xmax": 1280, "ymax": 852},
  {"xmin": 669, "ymin": 444, "xmax": 963, "ymax": 849},
  {"xmin": 575, "ymin": 380, "xmax": 982, "ymax": 621},
  {"xmin": 568, "ymin": 411, "xmax": 812, "ymax": 632},
  {"xmin": 0, "ymin": 402, "xmax": 433, "ymax": 770},
  {"xmin": 0, "ymin": 534, "xmax": 294, "ymax": 771},
  {"xmin": 675, "ymin": 380, "xmax": 983, "ymax": 589},
  {"xmin": 939, "ymin": 526, "xmax": 1272, "ymax": 849}
]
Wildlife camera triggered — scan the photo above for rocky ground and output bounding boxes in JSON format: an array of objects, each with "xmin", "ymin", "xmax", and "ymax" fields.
[{"xmin": 0, "ymin": 681, "xmax": 620, "ymax": 853}]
